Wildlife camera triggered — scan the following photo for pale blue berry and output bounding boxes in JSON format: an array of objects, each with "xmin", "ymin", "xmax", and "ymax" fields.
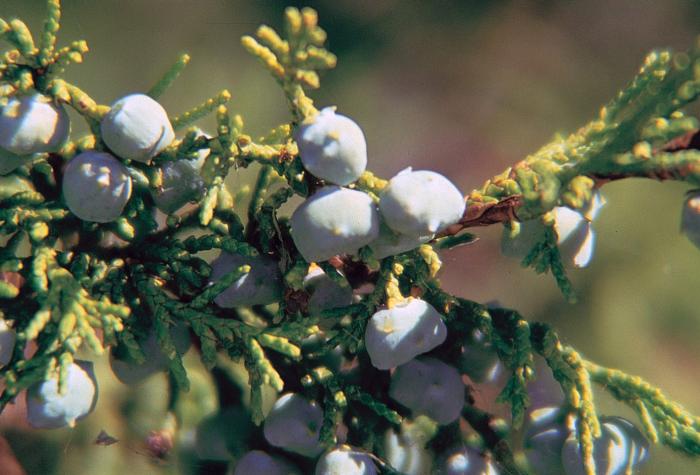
[
  {"xmin": 304, "ymin": 266, "xmax": 353, "ymax": 316},
  {"xmin": 26, "ymin": 360, "xmax": 98, "ymax": 429},
  {"xmin": 315, "ymin": 446, "xmax": 378, "ymax": 475},
  {"xmin": 384, "ymin": 420, "xmax": 433, "ymax": 475},
  {"xmin": 439, "ymin": 446, "xmax": 500, "ymax": 475},
  {"xmin": 369, "ymin": 222, "xmax": 433, "ymax": 259},
  {"xmin": 526, "ymin": 361, "xmax": 565, "ymax": 412},
  {"xmin": 234, "ymin": 450, "xmax": 300, "ymax": 475},
  {"xmin": 101, "ymin": 94, "xmax": 175, "ymax": 163},
  {"xmin": 263, "ymin": 393, "xmax": 324, "ymax": 457},
  {"xmin": 580, "ymin": 190, "xmax": 606, "ymax": 222},
  {"xmin": 0, "ymin": 319, "xmax": 16, "ymax": 367},
  {"xmin": 0, "ymin": 92, "xmax": 70, "ymax": 157},
  {"xmin": 524, "ymin": 406, "xmax": 571, "ymax": 475},
  {"xmin": 681, "ymin": 191, "xmax": 700, "ymax": 249},
  {"xmin": 562, "ymin": 416, "xmax": 649, "ymax": 475},
  {"xmin": 603, "ymin": 416, "xmax": 650, "ymax": 469},
  {"xmin": 290, "ymin": 186, "xmax": 380, "ymax": 262},
  {"xmin": 460, "ymin": 330, "xmax": 502, "ymax": 384},
  {"xmin": 379, "ymin": 168, "xmax": 465, "ymax": 236},
  {"xmin": 295, "ymin": 107, "xmax": 367, "ymax": 186},
  {"xmin": 552, "ymin": 206, "xmax": 595, "ymax": 269},
  {"xmin": 389, "ymin": 356, "xmax": 464, "ymax": 425},
  {"xmin": 62, "ymin": 151, "xmax": 133, "ymax": 223},
  {"xmin": 150, "ymin": 156, "xmax": 206, "ymax": 214},
  {"xmin": 210, "ymin": 252, "xmax": 283, "ymax": 307},
  {"xmin": 365, "ymin": 298, "xmax": 447, "ymax": 370},
  {"xmin": 501, "ymin": 191, "xmax": 604, "ymax": 268}
]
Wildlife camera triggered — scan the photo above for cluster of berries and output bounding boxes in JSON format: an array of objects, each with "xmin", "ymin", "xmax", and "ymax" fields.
[
  {"xmin": 502, "ymin": 191, "xmax": 605, "ymax": 269},
  {"xmin": 0, "ymin": 89, "xmax": 202, "ymax": 428},
  {"xmin": 0, "ymin": 92, "xmax": 204, "ymax": 222},
  {"xmin": 0, "ymin": 87, "xmax": 655, "ymax": 473},
  {"xmin": 0, "ymin": 92, "xmax": 70, "ymax": 174},
  {"xmin": 1, "ymin": 316, "xmax": 97, "ymax": 428},
  {"xmin": 289, "ymin": 107, "xmax": 466, "ymax": 263},
  {"xmin": 524, "ymin": 407, "xmax": 649, "ymax": 475},
  {"xmin": 0, "ymin": 319, "xmax": 192, "ymax": 429},
  {"xmin": 203, "ymin": 109, "xmax": 564, "ymax": 474},
  {"xmin": 242, "ymin": 391, "xmax": 500, "ymax": 474}
]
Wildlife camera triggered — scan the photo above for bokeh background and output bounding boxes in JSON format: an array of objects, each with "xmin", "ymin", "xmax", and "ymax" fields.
[{"xmin": 1, "ymin": 0, "xmax": 700, "ymax": 473}]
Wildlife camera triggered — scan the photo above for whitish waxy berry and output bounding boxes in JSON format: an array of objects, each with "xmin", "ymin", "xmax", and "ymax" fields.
[
  {"xmin": 101, "ymin": 94, "xmax": 175, "ymax": 163},
  {"xmin": 234, "ymin": 451, "xmax": 300, "ymax": 475},
  {"xmin": 110, "ymin": 324, "xmax": 191, "ymax": 385},
  {"xmin": 460, "ymin": 330, "xmax": 502, "ymax": 384},
  {"xmin": 210, "ymin": 252, "xmax": 283, "ymax": 307},
  {"xmin": 26, "ymin": 360, "xmax": 98, "ymax": 429},
  {"xmin": 295, "ymin": 107, "xmax": 367, "ymax": 186},
  {"xmin": 439, "ymin": 446, "xmax": 500, "ymax": 475},
  {"xmin": 501, "ymin": 191, "xmax": 604, "ymax": 268},
  {"xmin": 150, "ymin": 152, "xmax": 206, "ymax": 214},
  {"xmin": 315, "ymin": 446, "xmax": 378, "ymax": 475},
  {"xmin": 384, "ymin": 419, "xmax": 433, "ymax": 475},
  {"xmin": 389, "ymin": 357, "xmax": 464, "ymax": 425},
  {"xmin": 304, "ymin": 266, "xmax": 353, "ymax": 316},
  {"xmin": 62, "ymin": 151, "xmax": 133, "ymax": 223},
  {"xmin": 526, "ymin": 362, "xmax": 565, "ymax": 412},
  {"xmin": 552, "ymin": 207, "xmax": 595, "ymax": 269},
  {"xmin": 598, "ymin": 416, "xmax": 650, "ymax": 471},
  {"xmin": 524, "ymin": 406, "xmax": 571, "ymax": 475},
  {"xmin": 604, "ymin": 416, "xmax": 650, "ymax": 470},
  {"xmin": 365, "ymin": 298, "xmax": 447, "ymax": 370},
  {"xmin": 0, "ymin": 93, "xmax": 70, "ymax": 157},
  {"xmin": 681, "ymin": 191, "xmax": 700, "ymax": 249},
  {"xmin": 263, "ymin": 393, "xmax": 324, "ymax": 457},
  {"xmin": 501, "ymin": 207, "xmax": 595, "ymax": 267},
  {"xmin": 290, "ymin": 186, "xmax": 380, "ymax": 262},
  {"xmin": 369, "ymin": 223, "xmax": 433, "ymax": 259},
  {"xmin": 0, "ymin": 319, "xmax": 16, "ymax": 367},
  {"xmin": 379, "ymin": 168, "xmax": 465, "ymax": 236},
  {"xmin": 562, "ymin": 416, "xmax": 649, "ymax": 475}
]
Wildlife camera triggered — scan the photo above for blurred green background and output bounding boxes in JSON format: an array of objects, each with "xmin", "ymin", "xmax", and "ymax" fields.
[{"xmin": 1, "ymin": 0, "xmax": 699, "ymax": 473}]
